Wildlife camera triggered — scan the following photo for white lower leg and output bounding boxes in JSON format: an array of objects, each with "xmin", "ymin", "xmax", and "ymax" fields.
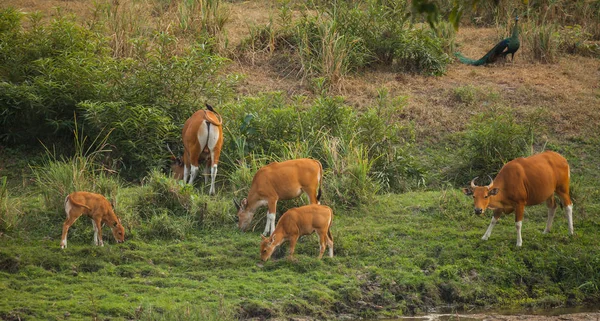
[
  {"xmin": 566, "ymin": 205, "xmax": 574, "ymax": 235},
  {"xmin": 544, "ymin": 206, "xmax": 557, "ymax": 234},
  {"xmin": 264, "ymin": 213, "xmax": 276, "ymax": 236},
  {"xmin": 209, "ymin": 165, "xmax": 217, "ymax": 195},
  {"xmin": 516, "ymin": 221, "xmax": 523, "ymax": 247},
  {"xmin": 92, "ymin": 221, "xmax": 99, "ymax": 246},
  {"xmin": 482, "ymin": 217, "xmax": 498, "ymax": 240},
  {"xmin": 60, "ymin": 239, "xmax": 67, "ymax": 249},
  {"xmin": 188, "ymin": 165, "xmax": 199, "ymax": 185},
  {"xmin": 183, "ymin": 166, "xmax": 190, "ymax": 183},
  {"xmin": 270, "ymin": 213, "xmax": 276, "ymax": 235},
  {"xmin": 328, "ymin": 242, "xmax": 334, "ymax": 257}
]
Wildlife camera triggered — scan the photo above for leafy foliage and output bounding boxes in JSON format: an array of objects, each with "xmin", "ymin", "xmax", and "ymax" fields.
[{"xmin": 461, "ymin": 108, "xmax": 530, "ymax": 178}]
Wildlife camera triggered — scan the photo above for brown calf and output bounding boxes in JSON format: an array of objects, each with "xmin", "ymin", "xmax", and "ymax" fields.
[
  {"xmin": 61, "ymin": 191, "xmax": 125, "ymax": 249},
  {"xmin": 260, "ymin": 204, "xmax": 333, "ymax": 261}
]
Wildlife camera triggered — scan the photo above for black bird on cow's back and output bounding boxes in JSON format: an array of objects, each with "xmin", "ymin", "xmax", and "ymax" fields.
[{"xmin": 454, "ymin": 16, "xmax": 520, "ymax": 66}]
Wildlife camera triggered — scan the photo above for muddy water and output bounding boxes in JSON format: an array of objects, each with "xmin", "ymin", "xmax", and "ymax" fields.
[{"xmin": 374, "ymin": 307, "xmax": 600, "ymax": 321}]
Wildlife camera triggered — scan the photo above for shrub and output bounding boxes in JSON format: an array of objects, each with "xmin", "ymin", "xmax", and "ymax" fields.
[
  {"xmin": 30, "ymin": 126, "xmax": 121, "ymax": 216},
  {"xmin": 355, "ymin": 90, "xmax": 424, "ymax": 192},
  {"xmin": 134, "ymin": 170, "xmax": 196, "ymax": 220},
  {"xmin": 140, "ymin": 210, "xmax": 194, "ymax": 241},
  {"xmin": 460, "ymin": 108, "xmax": 530, "ymax": 179},
  {"xmin": 321, "ymin": 137, "xmax": 379, "ymax": 209},
  {"xmin": 0, "ymin": 176, "xmax": 24, "ymax": 233},
  {"xmin": 521, "ymin": 20, "xmax": 560, "ymax": 64},
  {"xmin": 0, "ymin": 10, "xmax": 113, "ymax": 144},
  {"xmin": 394, "ymin": 27, "xmax": 450, "ymax": 76},
  {"xmin": 79, "ymin": 101, "xmax": 178, "ymax": 180}
]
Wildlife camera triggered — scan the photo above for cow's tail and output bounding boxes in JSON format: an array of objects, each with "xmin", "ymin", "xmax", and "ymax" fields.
[
  {"xmin": 327, "ymin": 207, "xmax": 333, "ymax": 242},
  {"xmin": 316, "ymin": 160, "xmax": 323, "ymax": 202},
  {"xmin": 65, "ymin": 194, "xmax": 91, "ymax": 213}
]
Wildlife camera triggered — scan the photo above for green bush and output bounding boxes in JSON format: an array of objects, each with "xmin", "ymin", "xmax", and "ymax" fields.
[
  {"xmin": 0, "ymin": 177, "xmax": 23, "ymax": 233},
  {"xmin": 521, "ymin": 20, "xmax": 560, "ymax": 63},
  {"xmin": 460, "ymin": 108, "xmax": 530, "ymax": 179},
  {"xmin": 30, "ymin": 127, "xmax": 121, "ymax": 217},
  {"xmin": 79, "ymin": 101, "xmax": 178, "ymax": 180},
  {"xmin": 134, "ymin": 170, "xmax": 196, "ymax": 220},
  {"xmin": 0, "ymin": 10, "xmax": 113, "ymax": 143}
]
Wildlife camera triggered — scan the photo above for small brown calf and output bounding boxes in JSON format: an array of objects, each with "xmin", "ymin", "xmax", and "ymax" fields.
[
  {"xmin": 260, "ymin": 204, "xmax": 333, "ymax": 261},
  {"xmin": 61, "ymin": 191, "xmax": 125, "ymax": 249}
]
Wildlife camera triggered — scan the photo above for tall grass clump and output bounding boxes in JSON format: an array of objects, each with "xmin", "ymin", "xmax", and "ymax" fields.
[
  {"xmin": 321, "ymin": 137, "xmax": 379, "ymax": 209},
  {"xmin": 176, "ymin": 0, "xmax": 230, "ymax": 39},
  {"xmin": 355, "ymin": 89, "xmax": 424, "ymax": 192},
  {"xmin": 133, "ymin": 170, "xmax": 233, "ymax": 238},
  {"xmin": 458, "ymin": 108, "xmax": 530, "ymax": 181},
  {"xmin": 91, "ymin": 0, "xmax": 150, "ymax": 58},
  {"xmin": 520, "ymin": 19, "xmax": 560, "ymax": 63},
  {"xmin": 30, "ymin": 126, "xmax": 120, "ymax": 216},
  {"xmin": 295, "ymin": 12, "xmax": 367, "ymax": 87},
  {"xmin": 0, "ymin": 177, "xmax": 23, "ymax": 233}
]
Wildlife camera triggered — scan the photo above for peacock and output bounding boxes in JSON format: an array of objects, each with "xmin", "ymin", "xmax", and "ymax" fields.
[{"xmin": 455, "ymin": 16, "xmax": 520, "ymax": 66}]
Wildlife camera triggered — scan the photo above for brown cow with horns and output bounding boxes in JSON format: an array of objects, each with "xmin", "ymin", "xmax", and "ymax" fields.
[{"xmin": 462, "ymin": 151, "xmax": 573, "ymax": 247}]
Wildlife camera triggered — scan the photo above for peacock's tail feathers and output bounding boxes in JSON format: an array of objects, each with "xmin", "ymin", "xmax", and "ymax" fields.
[{"xmin": 454, "ymin": 52, "xmax": 486, "ymax": 66}]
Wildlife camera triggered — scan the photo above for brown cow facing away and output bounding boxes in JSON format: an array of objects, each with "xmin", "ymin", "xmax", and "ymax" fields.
[
  {"xmin": 173, "ymin": 104, "xmax": 223, "ymax": 195},
  {"xmin": 260, "ymin": 204, "xmax": 334, "ymax": 261},
  {"xmin": 235, "ymin": 158, "xmax": 323, "ymax": 236},
  {"xmin": 61, "ymin": 191, "xmax": 125, "ymax": 249},
  {"xmin": 463, "ymin": 151, "xmax": 573, "ymax": 247}
]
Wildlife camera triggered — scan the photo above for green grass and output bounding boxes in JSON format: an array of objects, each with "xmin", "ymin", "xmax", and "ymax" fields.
[{"xmin": 1, "ymin": 188, "xmax": 599, "ymax": 320}]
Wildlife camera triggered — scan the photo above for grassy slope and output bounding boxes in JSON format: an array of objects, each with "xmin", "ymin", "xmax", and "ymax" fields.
[{"xmin": 1, "ymin": 0, "xmax": 600, "ymax": 320}]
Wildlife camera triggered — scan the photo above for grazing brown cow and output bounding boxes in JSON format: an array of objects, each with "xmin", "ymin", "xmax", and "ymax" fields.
[
  {"xmin": 260, "ymin": 204, "xmax": 334, "ymax": 261},
  {"xmin": 463, "ymin": 151, "xmax": 573, "ymax": 247},
  {"xmin": 235, "ymin": 158, "xmax": 323, "ymax": 236},
  {"xmin": 175, "ymin": 104, "xmax": 223, "ymax": 195},
  {"xmin": 61, "ymin": 191, "xmax": 125, "ymax": 249}
]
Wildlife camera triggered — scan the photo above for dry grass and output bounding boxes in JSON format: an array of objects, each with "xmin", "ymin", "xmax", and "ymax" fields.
[{"xmin": 2, "ymin": 0, "xmax": 599, "ymax": 143}]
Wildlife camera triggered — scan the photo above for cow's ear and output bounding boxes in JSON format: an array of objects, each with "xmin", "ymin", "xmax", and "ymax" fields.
[
  {"xmin": 241, "ymin": 198, "xmax": 248, "ymax": 208},
  {"xmin": 113, "ymin": 222, "xmax": 118, "ymax": 227},
  {"xmin": 489, "ymin": 188, "xmax": 500, "ymax": 196},
  {"xmin": 261, "ymin": 234, "xmax": 267, "ymax": 241},
  {"xmin": 462, "ymin": 188, "xmax": 473, "ymax": 196}
]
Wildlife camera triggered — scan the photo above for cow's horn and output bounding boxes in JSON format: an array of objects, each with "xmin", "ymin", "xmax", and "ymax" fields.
[
  {"xmin": 486, "ymin": 176, "xmax": 494, "ymax": 189},
  {"xmin": 470, "ymin": 177, "xmax": 478, "ymax": 188},
  {"xmin": 166, "ymin": 144, "xmax": 176, "ymax": 157},
  {"xmin": 233, "ymin": 198, "xmax": 240, "ymax": 211}
]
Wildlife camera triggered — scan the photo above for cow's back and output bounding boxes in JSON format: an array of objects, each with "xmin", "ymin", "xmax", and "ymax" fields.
[
  {"xmin": 251, "ymin": 159, "xmax": 320, "ymax": 199},
  {"xmin": 68, "ymin": 192, "xmax": 113, "ymax": 218},
  {"xmin": 281, "ymin": 204, "xmax": 332, "ymax": 235},
  {"xmin": 498, "ymin": 151, "xmax": 569, "ymax": 205}
]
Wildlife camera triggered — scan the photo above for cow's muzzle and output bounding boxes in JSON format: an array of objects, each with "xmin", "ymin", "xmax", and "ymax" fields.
[{"xmin": 474, "ymin": 208, "xmax": 483, "ymax": 215}]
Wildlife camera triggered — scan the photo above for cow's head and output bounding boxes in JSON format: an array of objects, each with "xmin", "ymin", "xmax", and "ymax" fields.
[
  {"xmin": 170, "ymin": 156, "xmax": 184, "ymax": 180},
  {"xmin": 462, "ymin": 176, "xmax": 499, "ymax": 215},
  {"xmin": 111, "ymin": 219, "xmax": 126, "ymax": 243},
  {"xmin": 260, "ymin": 234, "xmax": 277, "ymax": 261},
  {"xmin": 234, "ymin": 198, "xmax": 253, "ymax": 231}
]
